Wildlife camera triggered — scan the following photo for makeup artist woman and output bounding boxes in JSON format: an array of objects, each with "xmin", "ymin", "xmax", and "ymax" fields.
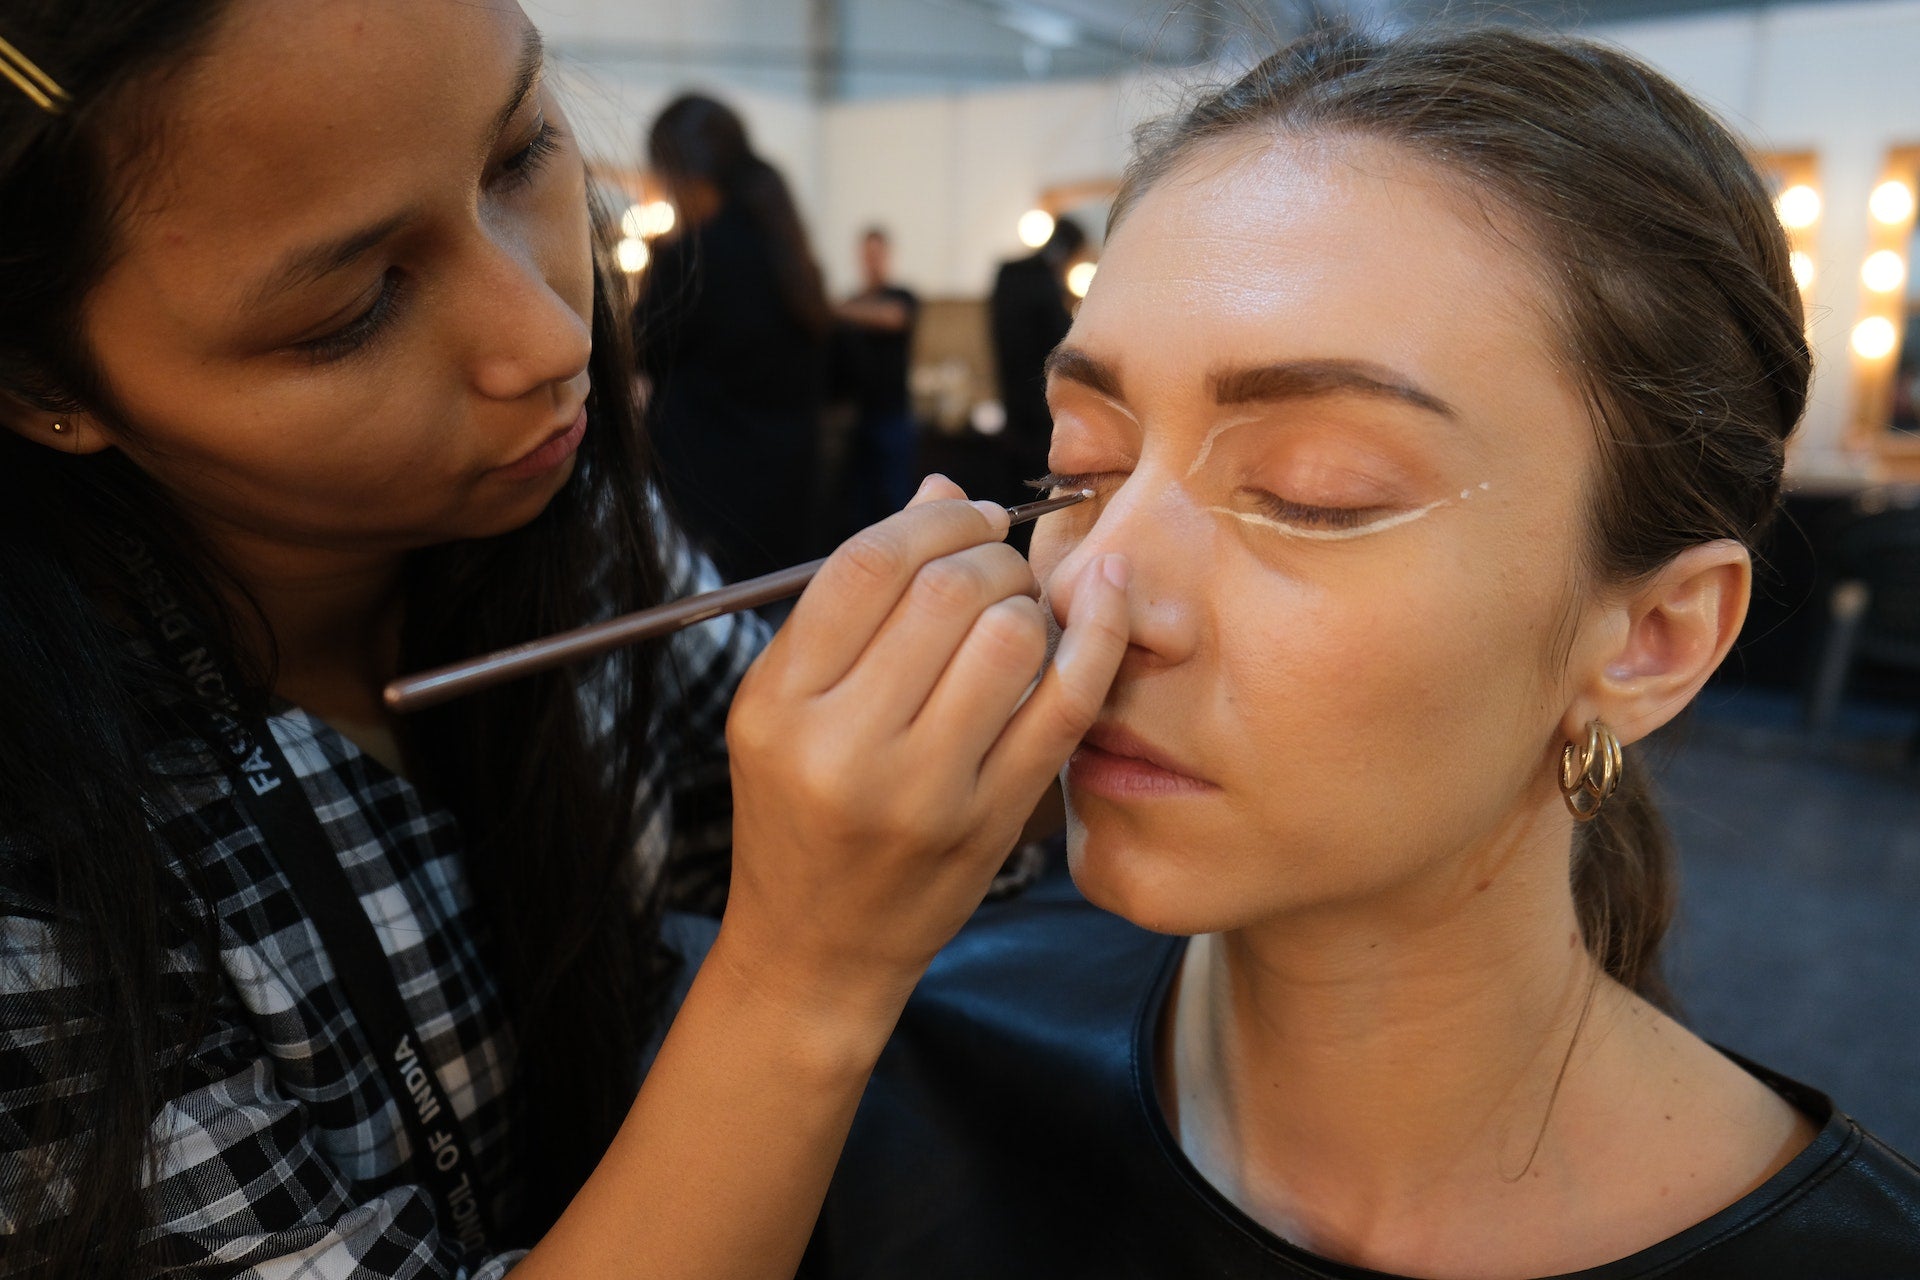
[{"xmin": 0, "ymin": 4, "xmax": 1130, "ymax": 1277}]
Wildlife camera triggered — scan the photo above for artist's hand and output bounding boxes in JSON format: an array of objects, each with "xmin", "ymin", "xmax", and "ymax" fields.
[{"xmin": 716, "ymin": 474, "xmax": 1130, "ymax": 1038}]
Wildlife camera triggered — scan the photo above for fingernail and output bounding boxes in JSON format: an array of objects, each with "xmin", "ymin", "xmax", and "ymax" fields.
[
  {"xmin": 912, "ymin": 474, "xmax": 940, "ymax": 500},
  {"xmin": 1101, "ymin": 554, "xmax": 1131, "ymax": 590},
  {"xmin": 972, "ymin": 499, "xmax": 1010, "ymax": 530}
]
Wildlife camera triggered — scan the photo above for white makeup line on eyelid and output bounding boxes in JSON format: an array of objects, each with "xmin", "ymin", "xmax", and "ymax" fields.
[
  {"xmin": 1209, "ymin": 498, "xmax": 1451, "ymax": 542},
  {"xmin": 1185, "ymin": 413, "xmax": 1266, "ymax": 477},
  {"xmin": 1094, "ymin": 393, "xmax": 1140, "ymax": 426}
]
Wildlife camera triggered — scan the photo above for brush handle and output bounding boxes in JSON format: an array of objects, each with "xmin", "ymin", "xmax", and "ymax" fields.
[{"xmin": 383, "ymin": 490, "xmax": 1091, "ymax": 713}]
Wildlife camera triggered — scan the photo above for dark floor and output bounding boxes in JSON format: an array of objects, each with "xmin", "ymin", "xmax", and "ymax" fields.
[{"xmin": 1650, "ymin": 687, "xmax": 1920, "ymax": 1155}]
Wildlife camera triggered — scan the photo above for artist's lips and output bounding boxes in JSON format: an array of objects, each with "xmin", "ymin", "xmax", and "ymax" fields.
[
  {"xmin": 494, "ymin": 404, "xmax": 588, "ymax": 480},
  {"xmin": 1068, "ymin": 723, "xmax": 1217, "ymax": 799}
]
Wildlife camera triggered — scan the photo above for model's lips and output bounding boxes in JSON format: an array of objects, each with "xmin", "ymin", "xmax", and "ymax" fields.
[
  {"xmin": 494, "ymin": 404, "xmax": 588, "ymax": 480},
  {"xmin": 1068, "ymin": 722, "xmax": 1218, "ymax": 799}
]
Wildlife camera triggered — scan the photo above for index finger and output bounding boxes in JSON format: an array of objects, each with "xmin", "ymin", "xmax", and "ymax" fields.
[{"xmin": 775, "ymin": 488, "xmax": 1013, "ymax": 694}]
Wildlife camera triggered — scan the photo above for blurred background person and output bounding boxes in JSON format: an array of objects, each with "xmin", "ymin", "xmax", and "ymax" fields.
[
  {"xmin": 989, "ymin": 216, "xmax": 1088, "ymax": 514},
  {"xmin": 636, "ymin": 93, "xmax": 832, "ymax": 583},
  {"xmin": 831, "ymin": 227, "xmax": 921, "ymax": 535}
]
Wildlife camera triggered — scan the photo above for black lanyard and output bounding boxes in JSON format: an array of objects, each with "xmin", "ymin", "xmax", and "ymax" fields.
[{"xmin": 114, "ymin": 537, "xmax": 495, "ymax": 1258}]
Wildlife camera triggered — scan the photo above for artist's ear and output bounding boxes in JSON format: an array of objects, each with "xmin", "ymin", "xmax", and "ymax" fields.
[
  {"xmin": 1562, "ymin": 540, "xmax": 1750, "ymax": 746},
  {"xmin": 0, "ymin": 393, "xmax": 113, "ymax": 455}
]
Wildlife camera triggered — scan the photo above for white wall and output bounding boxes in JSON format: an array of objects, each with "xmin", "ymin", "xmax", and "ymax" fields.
[
  {"xmin": 532, "ymin": 0, "xmax": 825, "ymax": 220},
  {"xmin": 816, "ymin": 74, "xmax": 1188, "ymax": 298}
]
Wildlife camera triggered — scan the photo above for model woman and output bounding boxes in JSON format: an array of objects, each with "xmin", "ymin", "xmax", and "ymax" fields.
[
  {"xmin": 808, "ymin": 26, "xmax": 1920, "ymax": 1278},
  {"xmin": 0, "ymin": 3, "xmax": 1130, "ymax": 1276}
]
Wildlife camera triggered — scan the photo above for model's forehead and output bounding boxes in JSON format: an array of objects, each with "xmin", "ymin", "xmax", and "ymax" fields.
[{"xmin": 1075, "ymin": 132, "xmax": 1564, "ymax": 411}]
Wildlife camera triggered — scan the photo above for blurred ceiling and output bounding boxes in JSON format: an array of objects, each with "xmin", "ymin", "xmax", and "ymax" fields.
[{"xmin": 548, "ymin": 0, "xmax": 1849, "ymax": 100}]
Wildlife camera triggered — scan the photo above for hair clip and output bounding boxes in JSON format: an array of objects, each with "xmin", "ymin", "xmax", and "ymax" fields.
[{"xmin": 0, "ymin": 34, "xmax": 70, "ymax": 115}]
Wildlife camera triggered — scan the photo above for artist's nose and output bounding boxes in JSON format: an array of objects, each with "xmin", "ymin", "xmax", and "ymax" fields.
[
  {"xmin": 463, "ymin": 234, "xmax": 594, "ymax": 404},
  {"xmin": 1044, "ymin": 478, "xmax": 1197, "ymax": 666}
]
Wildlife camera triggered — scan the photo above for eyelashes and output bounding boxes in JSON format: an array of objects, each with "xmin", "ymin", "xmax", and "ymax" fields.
[
  {"xmin": 1028, "ymin": 471, "xmax": 1092, "ymax": 494},
  {"xmin": 1251, "ymin": 494, "xmax": 1374, "ymax": 531},
  {"xmin": 496, "ymin": 118, "xmax": 562, "ymax": 191},
  {"xmin": 297, "ymin": 271, "xmax": 406, "ymax": 364},
  {"xmin": 1029, "ymin": 471, "xmax": 1377, "ymax": 531}
]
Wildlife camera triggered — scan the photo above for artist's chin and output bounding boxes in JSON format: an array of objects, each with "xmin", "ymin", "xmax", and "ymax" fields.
[{"xmin": 461, "ymin": 455, "xmax": 582, "ymax": 540}]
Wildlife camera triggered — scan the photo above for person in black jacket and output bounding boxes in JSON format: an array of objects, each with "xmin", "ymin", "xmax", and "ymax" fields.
[
  {"xmin": 804, "ymin": 25, "xmax": 1920, "ymax": 1279},
  {"xmin": 636, "ymin": 94, "xmax": 832, "ymax": 582},
  {"xmin": 989, "ymin": 217, "xmax": 1088, "ymax": 507}
]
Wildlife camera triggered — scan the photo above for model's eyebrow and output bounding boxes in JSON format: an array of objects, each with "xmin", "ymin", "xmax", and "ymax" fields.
[
  {"xmin": 1044, "ymin": 347, "xmax": 1127, "ymax": 401},
  {"xmin": 240, "ymin": 25, "xmax": 545, "ymax": 315},
  {"xmin": 1210, "ymin": 359, "xmax": 1457, "ymax": 420}
]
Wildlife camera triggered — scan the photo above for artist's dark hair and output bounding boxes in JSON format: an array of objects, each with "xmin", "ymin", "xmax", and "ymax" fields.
[
  {"xmin": 1, "ymin": 3, "xmax": 673, "ymax": 1272},
  {"xmin": 648, "ymin": 92, "xmax": 833, "ymax": 338},
  {"xmin": 1113, "ymin": 25, "xmax": 1808, "ymax": 1006}
]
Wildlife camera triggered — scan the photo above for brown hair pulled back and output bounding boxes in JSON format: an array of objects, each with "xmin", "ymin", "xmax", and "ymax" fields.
[{"xmin": 1113, "ymin": 25, "xmax": 1809, "ymax": 1004}]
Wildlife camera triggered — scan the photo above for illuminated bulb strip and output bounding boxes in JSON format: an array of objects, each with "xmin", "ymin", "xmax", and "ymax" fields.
[
  {"xmin": 1790, "ymin": 251, "xmax": 1815, "ymax": 290},
  {"xmin": 1863, "ymin": 250, "xmax": 1906, "ymax": 294},
  {"xmin": 1853, "ymin": 316, "xmax": 1897, "ymax": 360},
  {"xmin": 1776, "ymin": 184, "xmax": 1821, "ymax": 230},
  {"xmin": 1871, "ymin": 180, "xmax": 1916, "ymax": 227}
]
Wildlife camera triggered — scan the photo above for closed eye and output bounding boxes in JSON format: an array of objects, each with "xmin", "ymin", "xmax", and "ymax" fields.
[{"xmin": 1252, "ymin": 494, "xmax": 1378, "ymax": 530}]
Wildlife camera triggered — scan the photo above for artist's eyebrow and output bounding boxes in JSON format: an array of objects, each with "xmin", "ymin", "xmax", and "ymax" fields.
[
  {"xmin": 241, "ymin": 25, "xmax": 545, "ymax": 315},
  {"xmin": 1210, "ymin": 359, "xmax": 1457, "ymax": 420},
  {"xmin": 1044, "ymin": 347, "xmax": 1127, "ymax": 402},
  {"xmin": 490, "ymin": 25, "xmax": 547, "ymax": 147}
]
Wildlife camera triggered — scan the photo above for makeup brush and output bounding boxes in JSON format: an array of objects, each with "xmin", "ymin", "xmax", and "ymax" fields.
[{"xmin": 383, "ymin": 489, "xmax": 1094, "ymax": 713}]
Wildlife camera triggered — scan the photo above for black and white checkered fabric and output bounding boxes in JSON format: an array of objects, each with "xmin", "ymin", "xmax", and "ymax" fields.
[{"xmin": 0, "ymin": 528, "xmax": 766, "ymax": 1277}]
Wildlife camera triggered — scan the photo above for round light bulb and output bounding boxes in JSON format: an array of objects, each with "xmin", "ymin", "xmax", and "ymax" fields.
[
  {"xmin": 1017, "ymin": 208, "xmax": 1055, "ymax": 249},
  {"xmin": 640, "ymin": 200, "xmax": 676, "ymax": 239},
  {"xmin": 1863, "ymin": 250, "xmax": 1906, "ymax": 294},
  {"xmin": 1066, "ymin": 261, "xmax": 1097, "ymax": 299},
  {"xmin": 1775, "ymin": 184, "xmax": 1821, "ymax": 230},
  {"xmin": 1851, "ymin": 315, "xmax": 1898, "ymax": 360},
  {"xmin": 1789, "ymin": 251, "xmax": 1815, "ymax": 290},
  {"xmin": 1870, "ymin": 180, "xmax": 1916, "ymax": 227},
  {"xmin": 615, "ymin": 237, "xmax": 650, "ymax": 275}
]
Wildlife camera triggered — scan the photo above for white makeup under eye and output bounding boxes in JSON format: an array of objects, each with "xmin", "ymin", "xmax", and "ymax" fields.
[
  {"xmin": 1212, "ymin": 499, "xmax": 1448, "ymax": 541},
  {"xmin": 1211, "ymin": 481, "xmax": 1489, "ymax": 542}
]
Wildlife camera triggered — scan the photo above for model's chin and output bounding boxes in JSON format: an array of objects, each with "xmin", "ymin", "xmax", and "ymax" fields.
[{"xmin": 1065, "ymin": 820, "xmax": 1246, "ymax": 937}]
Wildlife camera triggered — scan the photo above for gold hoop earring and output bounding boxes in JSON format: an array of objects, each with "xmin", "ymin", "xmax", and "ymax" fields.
[{"xmin": 1559, "ymin": 720, "xmax": 1623, "ymax": 823}]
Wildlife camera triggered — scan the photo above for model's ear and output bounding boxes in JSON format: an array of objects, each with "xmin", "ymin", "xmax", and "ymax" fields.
[
  {"xmin": 1562, "ymin": 540, "xmax": 1751, "ymax": 746},
  {"xmin": 0, "ymin": 394, "xmax": 113, "ymax": 455}
]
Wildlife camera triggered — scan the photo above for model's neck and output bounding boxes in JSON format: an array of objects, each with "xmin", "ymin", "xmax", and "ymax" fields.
[{"xmin": 1163, "ymin": 802, "xmax": 1613, "ymax": 1247}]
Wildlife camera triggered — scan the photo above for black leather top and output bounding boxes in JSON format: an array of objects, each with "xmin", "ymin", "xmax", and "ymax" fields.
[{"xmin": 805, "ymin": 873, "xmax": 1920, "ymax": 1279}]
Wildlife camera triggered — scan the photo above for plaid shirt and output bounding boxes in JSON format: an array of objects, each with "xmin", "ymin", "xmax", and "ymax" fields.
[{"xmin": 0, "ymin": 529, "xmax": 766, "ymax": 1277}]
